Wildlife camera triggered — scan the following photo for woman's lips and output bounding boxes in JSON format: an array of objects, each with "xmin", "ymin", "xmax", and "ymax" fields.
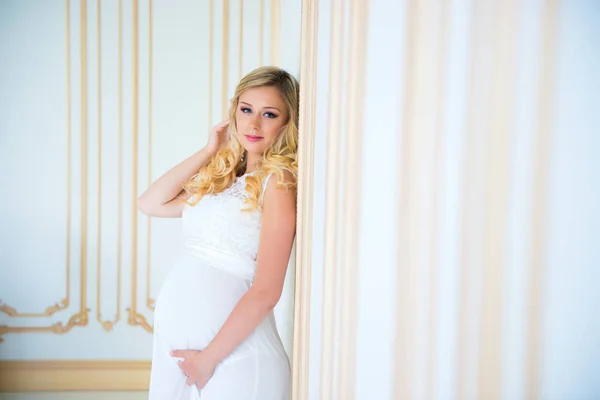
[{"xmin": 245, "ymin": 135, "xmax": 263, "ymax": 142}]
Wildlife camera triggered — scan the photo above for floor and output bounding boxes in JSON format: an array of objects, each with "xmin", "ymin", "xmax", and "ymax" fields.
[{"xmin": 0, "ymin": 392, "xmax": 147, "ymax": 400}]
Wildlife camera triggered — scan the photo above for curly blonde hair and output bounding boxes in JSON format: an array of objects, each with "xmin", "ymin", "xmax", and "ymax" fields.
[{"xmin": 184, "ymin": 66, "xmax": 299, "ymax": 212}]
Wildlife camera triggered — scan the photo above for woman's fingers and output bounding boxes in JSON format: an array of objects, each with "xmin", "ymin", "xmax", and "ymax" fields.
[
  {"xmin": 170, "ymin": 349, "xmax": 189, "ymax": 358},
  {"xmin": 177, "ymin": 359, "xmax": 195, "ymax": 384},
  {"xmin": 215, "ymin": 119, "xmax": 230, "ymax": 130},
  {"xmin": 216, "ymin": 120, "xmax": 230, "ymax": 134}
]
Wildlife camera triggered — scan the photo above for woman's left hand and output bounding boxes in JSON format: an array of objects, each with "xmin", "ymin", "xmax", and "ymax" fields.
[{"xmin": 170, "ymin": 349, "xmax": 217, "ymax": 389}]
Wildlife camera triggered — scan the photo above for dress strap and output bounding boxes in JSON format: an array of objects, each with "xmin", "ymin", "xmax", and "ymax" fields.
[{"xmin": 260, "ymin": 173, "xmax": 274, "ymax": 206}]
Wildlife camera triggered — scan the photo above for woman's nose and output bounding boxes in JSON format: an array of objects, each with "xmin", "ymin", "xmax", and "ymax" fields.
[{"xmin": 249, "ymin": 115, "xmax": 261, "ymax": 130}]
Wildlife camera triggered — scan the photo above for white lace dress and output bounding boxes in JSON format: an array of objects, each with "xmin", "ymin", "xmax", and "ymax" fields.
[{"xmin": 148, "ymin": 173, "xmax": 290, "ymax": 400}]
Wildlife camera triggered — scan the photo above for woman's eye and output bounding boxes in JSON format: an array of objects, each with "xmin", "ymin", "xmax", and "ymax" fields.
[
  {"xmin": 264, "ymin": 112, "xmax": 278, "ymax": 119},
  {"xmin": 240, "ymin": 107, "xmax": 252, "ymax": 114}
]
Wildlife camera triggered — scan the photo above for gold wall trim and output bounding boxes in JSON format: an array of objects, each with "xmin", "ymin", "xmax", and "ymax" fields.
[
  {"xmin": 526, "ymin": 0, "xmax": 557, "ymax": 397},
  {"xmin": 0, "ymin": 361, "xmax": 150, "ymax": 391},
  {"xmin": 222, "ymin": 0, "xmax": 230, "ymax": 118},
  {"xmin": 117, "ymin": 0, "xmax": 124, "ymax": 321},
  {"xmin": 319, "ymin": 0, "xmax": 344, "ymax": 398},
  {"xmin": 96, "ymin": 0, "xmax": 106, "ymax": 330},
  {"xmin": 94, "ymin": 0, "xmax": 118, "ymax": 332},
  {"xmin": 238, "ymin": 0, "xmax": 243, "ymax": 78},
  {"xmin": 146, "ymin": 0, "xmax": 155, "ymax": 312},
  {"xmin": 128, "ymin": 0, "xmax": 152, "ymax": 333},
  {"xmin": 259, "ymin": 0, "xmax": 264, "ymax": 66},
  {"xmin": 65, "ymin": 0, "xmax": 72, "ymax": 315},
  {"xmin": 96, "ymin": 0, "xmax": 124, "ymax": 331},
  {"xmin": 292, "ymin": 0, "xmax": 318, "ymax": 398},
  {"xmin": 0, "ymin": 301, "xmax": 68, "ymax": 318},
  {"xmin": 270, "ymin": 0, "xmax": 280, "ymax": 66},
  {"xmin": 78, "ymin": 0, "xmax": 90, "ymax": 331},
  {"xmin": 208, "ymin": 0, "xmax": 213, "ymax": 127},
  {"xmin": 337, "ymin": 0, "xmax": 368, "ymax": 399}
]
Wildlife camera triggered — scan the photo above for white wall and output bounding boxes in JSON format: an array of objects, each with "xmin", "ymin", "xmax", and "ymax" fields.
[
  {"xmin": 303, "ymin": 0, "xmax": 600, "ymax": 399},
  {"xmin": 0, "ymin": 0, "xmax": 301, "ymax": 366}
]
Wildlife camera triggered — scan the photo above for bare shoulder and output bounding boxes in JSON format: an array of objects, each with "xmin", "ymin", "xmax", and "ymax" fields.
[
  {"xmin": 263, "ymin": 170, "xmax": 297, "ymax": 211},
  {"xmin": 260, "ymin": 170, "xmax": 297, "ymax": 239}
]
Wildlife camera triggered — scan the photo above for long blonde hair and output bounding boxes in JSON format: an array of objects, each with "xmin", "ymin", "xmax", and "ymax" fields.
[{"xmin": 184, "ymin": 66, "xmax": 299, "ymax": 212}]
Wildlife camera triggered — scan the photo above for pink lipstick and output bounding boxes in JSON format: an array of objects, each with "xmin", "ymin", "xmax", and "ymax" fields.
[{"xmin": 245, "ymin": 135, "xmax": 263, "ymax": 142}]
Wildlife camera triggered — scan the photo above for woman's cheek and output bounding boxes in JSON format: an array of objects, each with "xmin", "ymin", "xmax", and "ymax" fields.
[{"xmin": 266, "ymin": 120, "xmax": 283, "ymax": 135}]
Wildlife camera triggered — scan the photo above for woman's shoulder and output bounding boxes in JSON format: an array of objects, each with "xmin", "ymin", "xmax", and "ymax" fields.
[
  {"xmin": 259, "ymin": 170, "xmax": 297, "ymax": 231},
  {"xmin": 262, "ymin": 169, "xmax": 296, "ymax": 191},
  {"xmin": 261, "ymin": 169, "xmax": 297, "ymax": 207},
  {"xmin": 265, "ymin": 168, "xmax": 296, "ymax": 184}
]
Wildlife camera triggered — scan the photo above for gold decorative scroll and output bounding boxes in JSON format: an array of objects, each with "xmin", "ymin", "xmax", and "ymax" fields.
[{"xmin": 0, "ymin": 299, "xmax": 69, "ymax": 318}]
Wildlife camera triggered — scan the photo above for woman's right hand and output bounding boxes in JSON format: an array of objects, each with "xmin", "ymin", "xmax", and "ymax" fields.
[
  {"xmin": 138, "ymin": 120, "xmax": 231, "ymax": 217},
  {"xmin": 205, "ymin": 119, "xmax": 230, "ymax": 155}
]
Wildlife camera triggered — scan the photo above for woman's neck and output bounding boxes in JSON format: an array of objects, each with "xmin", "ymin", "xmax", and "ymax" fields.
[{"xmin": 244, "ymin": 152, "xmax": 262, "ymax": 173}]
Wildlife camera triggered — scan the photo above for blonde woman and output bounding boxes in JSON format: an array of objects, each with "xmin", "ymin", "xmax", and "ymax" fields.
[{"xmin": 138, "ymin": 66, "xmax": 298, "ymax": 399}]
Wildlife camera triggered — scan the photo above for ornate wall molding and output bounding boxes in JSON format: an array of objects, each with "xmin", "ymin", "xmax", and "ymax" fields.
[
  {"xmin": 127, "ymin": 0, "xmax": 153, "ymax": 333},
  {"xmin": 0, "ymin": 0, "xmax": 90, "ymax": 343},
  {"xmin": 95, "ymin": 0, "xmax": 124, "ymax": 333}
]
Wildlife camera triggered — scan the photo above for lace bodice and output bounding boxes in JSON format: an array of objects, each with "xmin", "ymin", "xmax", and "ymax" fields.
[{"xmin": 180, "ymin": 173, "xmax": 271, "ymax": 281}]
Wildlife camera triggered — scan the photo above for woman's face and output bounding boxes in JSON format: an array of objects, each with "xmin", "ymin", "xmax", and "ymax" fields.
[{"xmin": 235, "ymin": 86, "xmax": 289, "ymax": 155}]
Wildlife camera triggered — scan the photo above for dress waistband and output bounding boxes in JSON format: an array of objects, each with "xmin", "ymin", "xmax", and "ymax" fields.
[{"xmin": 182, "ymin": 240, "xmax": 256, "ymax": 282}]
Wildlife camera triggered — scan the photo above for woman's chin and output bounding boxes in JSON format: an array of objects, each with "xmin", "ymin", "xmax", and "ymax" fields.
[{"xmin": 242, "ymin": 141, "xmax": 268, "ymax": 155}]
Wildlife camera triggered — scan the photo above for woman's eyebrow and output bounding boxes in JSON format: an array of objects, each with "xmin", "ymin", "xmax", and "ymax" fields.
[
  {"xmin": 240, "ymin": 101, "xmax": 281, "ymax": 112},
  {"xmin": 263, "ymin": 106, "xmax": 281, "ymax": 112}
]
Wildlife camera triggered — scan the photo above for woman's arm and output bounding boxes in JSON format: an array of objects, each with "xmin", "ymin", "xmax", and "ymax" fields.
[
  {"xmin": 203, "ymin": 172, "xmax": 297, "ymax": 362},
  {"xmin": 137, "ymin": 120, "xmax": 229, "ymax": 218},
  {"xmin": 137, "ymin": 146, "xmax": 215, "ymax": 218}
]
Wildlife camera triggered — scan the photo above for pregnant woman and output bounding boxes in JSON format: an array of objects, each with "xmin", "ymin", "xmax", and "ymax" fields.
[{"xmin": 138, "ymin": 66, "xmax": 299, "ymax": 399}]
